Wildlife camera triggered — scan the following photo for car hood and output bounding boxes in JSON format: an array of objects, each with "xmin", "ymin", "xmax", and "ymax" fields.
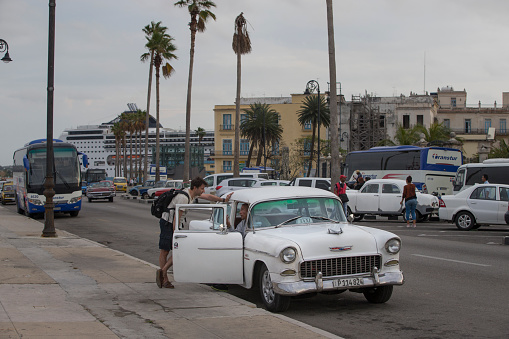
[
  {"xmin": 88, "ymin": 187, "xmax": 112, "ymax": 192},
  {"xmin": 255, "ymin": 223, "xmax": 378, "ymax": 260}
]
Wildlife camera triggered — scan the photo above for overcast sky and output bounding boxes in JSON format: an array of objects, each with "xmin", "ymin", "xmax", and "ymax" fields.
[{"xmin": 1, "ymin": 0, "xmax": 508, "ymax": 165}]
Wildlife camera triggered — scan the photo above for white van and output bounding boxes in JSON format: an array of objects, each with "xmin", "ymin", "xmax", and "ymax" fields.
[
  {"xmin": 202, "ymin": 172, "xmax": 269, "ymax": 197},
  {"xmin": 289, "ymin": 177, "xmax": 331, "ymax": 191}
]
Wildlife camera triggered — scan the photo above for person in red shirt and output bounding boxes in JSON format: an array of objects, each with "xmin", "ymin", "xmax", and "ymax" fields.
[
  {"xmin": 334, "ymin": 175, "xmax": 349, "ymax": 216},
  {"xmin": 400, "ymin": 176, "xmax": 417, "ymax": 227}
]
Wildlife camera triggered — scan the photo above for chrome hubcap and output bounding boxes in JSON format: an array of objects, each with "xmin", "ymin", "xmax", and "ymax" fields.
[{"xmin": 261, "ymin": 270, "xmax": 275, "ymax": 304}]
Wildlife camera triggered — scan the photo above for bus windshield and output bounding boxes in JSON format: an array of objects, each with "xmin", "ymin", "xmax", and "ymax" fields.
[{"xmin": 28, "ymin": 147, "xmax": 79, "ymax": 187}]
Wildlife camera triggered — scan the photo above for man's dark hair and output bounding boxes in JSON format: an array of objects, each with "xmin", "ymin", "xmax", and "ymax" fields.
[
  {"xmin": 406, "ymin": 175, "xmax": 412, "ymax": 183},
  {"xmin": 483, "ymin": 174, "xmax": 489, "ymax": 181},
  {"xmin": 190, "ymin": 177, "xmax": 208, "ymax": 189}
]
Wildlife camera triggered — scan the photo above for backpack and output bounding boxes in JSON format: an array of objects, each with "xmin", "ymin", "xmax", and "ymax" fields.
[{"xmin": 151, "ymin": 189, "xmax": 189, "ymax": 219}]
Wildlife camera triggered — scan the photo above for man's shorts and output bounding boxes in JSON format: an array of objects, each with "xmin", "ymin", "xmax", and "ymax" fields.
[{"xmin": 159, "ymin": 219, "xmax": 174, "ymax": 251}]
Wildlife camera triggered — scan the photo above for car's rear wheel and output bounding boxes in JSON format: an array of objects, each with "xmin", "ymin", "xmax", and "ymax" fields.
[
  {"xmin": 142, "ymin": 192, "xmax": 149, "ymax": 199},
  {"xmin": 363, "ymin": 285, "xmax": 393, "ymax": 303},
  {"xmin": 258, "ymin": 264, "xmax": 290, "ymax": 312},
  {"xmin": 455, "ymin": 211, "xmax": 476, "ymax": 230},
  {"xmin": 130, "ymin": 190, "xmax": 138, "ymax": 196}
]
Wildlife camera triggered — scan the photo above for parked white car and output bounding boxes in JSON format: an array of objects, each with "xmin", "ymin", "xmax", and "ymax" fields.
[
  {"xmin": 439, "ymin": 183, "xmax": 509, "ymax": 230},
  {"xmin": 172, "ymin": 187, "xmax": 404, "ymax": 312},
  {"xmin": 252, "ymin": 179, "xmax": 290, "ymax": 187},
  {"xmin": 215, "ymin": 177, "xmax": 265, "ymax": 197},
  {"xmin": 346, "ymin": 179, "xmax": 439, "ymax": 222},
  {"xmin": 147, "ymin": 180, "xmax": 183, "ymax": 199}
]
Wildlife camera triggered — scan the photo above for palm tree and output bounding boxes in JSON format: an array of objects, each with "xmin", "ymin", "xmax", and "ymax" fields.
[
  {"xmin": 415, "ymin": 122, "xmax": 451, "ymax": 144},
  {"xmin": 119, "ymin": 112, "xmax": 131, "ymax": 178},
  {"xmin": 489, "ymin": 139, "xmax": 509, "ymax": 158},
  {"xmin": 133, "ymin": 109, "xmax": 146, "ymax": 182},
  {"xmin": 195, "ymin": 127, "xmax": 206, "ymax": 145},
  {"xmin": 232, "ymin": 12, "xmax": 251, "ymax": 177},
  {"xmin": 145, "ymin": 31, "xmax": 177, "ymax": 182},
  {"xmin": 175, "ymin": 0, "xmax": 216, "ymax": 181},
  {"xmin": 111, "ymin": 121, "xmax": 124, "ymax": 177},
  {"xmin": 141, "ymin": 21, "xmax": 167, "ymax": 183},
  {"xmin": 240, "ymin": 103, "xmax": 283, "ymax": 167},
  {"xmin": 394, "ymin": 124, "xmax": 420, "ymax": 145},
  {"xmin": 297, "ymin": 95, "xmax": 330, "ymax": 176}
]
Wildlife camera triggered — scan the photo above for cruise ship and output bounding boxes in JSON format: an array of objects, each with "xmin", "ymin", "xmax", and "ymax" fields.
[{"xmin": 59, "ymin": 106, "xmax": 214, "ymax": 178}]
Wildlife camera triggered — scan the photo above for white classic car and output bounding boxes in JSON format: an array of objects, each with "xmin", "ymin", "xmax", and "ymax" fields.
[
  {"xmin": 346, "ymin": 179, "xmax": 439, "ymax": 222},
  {"xmin": 172, "ymin": 187, "xmax": 404, "ymax": 312}
]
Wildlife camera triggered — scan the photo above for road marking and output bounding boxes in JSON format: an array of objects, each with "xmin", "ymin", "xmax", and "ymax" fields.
[{"xmin": 412, "ymin": 254, "xmax": 491, "ymax": 267}]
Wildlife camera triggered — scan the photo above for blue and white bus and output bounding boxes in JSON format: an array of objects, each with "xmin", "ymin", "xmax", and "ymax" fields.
[
  {"xmin": 343, "ymin": 146, "xmax": 463, "ymax": 195},
  {"xmin": 13, "ymin": 139, "xmax": 87, "ymax": 218},
  {"xmin": 148, "ymin": 164, "xmax": 167, "ymax": 181}
]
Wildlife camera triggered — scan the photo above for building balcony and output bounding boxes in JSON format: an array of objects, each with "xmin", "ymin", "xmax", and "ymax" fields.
[
  {"xmin": 220, "ymin": 124, "xmax": 234, "ymax": 131},
  {"xmin": 450, "ymin": 128, "xmax": 508, "ymax": 136}
]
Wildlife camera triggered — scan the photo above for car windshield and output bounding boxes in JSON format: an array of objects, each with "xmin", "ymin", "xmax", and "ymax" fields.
[
  {"xmin": 249, "ymin": 197, "xmax": 345, "ymax": 229},
  {"xmin": 90, "ymin": 181, "xmax": 112, "ymax": 188},
  {"xmin": 113, "ymin": 178, "xmax": 126, "ymax": 183},
  {"xmin": 3, "ymin": 185, "xmax": 13, "ymax": 192}
]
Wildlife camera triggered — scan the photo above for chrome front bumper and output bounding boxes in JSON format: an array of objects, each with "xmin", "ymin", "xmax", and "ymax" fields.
[{"xmin": 272, "ymin": 271, "xmax": 405, "ymax": 296}]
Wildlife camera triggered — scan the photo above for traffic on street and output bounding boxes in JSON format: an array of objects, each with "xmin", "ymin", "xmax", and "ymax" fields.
[{"xmin": 2, "ymin": 196, "xmax": 508, "ymax": 338}]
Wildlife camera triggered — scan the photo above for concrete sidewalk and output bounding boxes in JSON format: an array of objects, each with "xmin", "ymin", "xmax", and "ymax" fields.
[{"xmin": 0, "ymin": 208, "xmax": 340, "ymax": 339}]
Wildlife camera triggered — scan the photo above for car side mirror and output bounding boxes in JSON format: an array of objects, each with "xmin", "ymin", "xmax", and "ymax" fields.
[
  {"xmin": 23, "ymin": 156, "xmax": 30, "ymax": 171},
  {"xmin": 219, "ymin": 224, "xmax": 228, "ymax": 234},
  {"xmin": 347, "ymin": 214, "xmax": 355, "ymax": 223}
]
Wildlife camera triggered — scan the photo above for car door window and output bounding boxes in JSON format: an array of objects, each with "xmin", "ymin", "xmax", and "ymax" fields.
[
  {"xmin": 499, "ymin": 187, "xmax": 509, "ymax": 201},
  {"xmin": 361, "ymin": 184, "xmax": 379, "ymax": 194},
  {"xmin": 316, "ymin": 180, "xmax": 331, "ymax": 190},
  {"xmin": 382, "ymin": 184, "xmax": 400, "ymax": 194},
  {"xmin": 470, "ymin": 186, "xmax": 496, "ymax": 201},
  {"xmin": 298, "ymin": 180, "xmax": 312, "ymax": 187}
]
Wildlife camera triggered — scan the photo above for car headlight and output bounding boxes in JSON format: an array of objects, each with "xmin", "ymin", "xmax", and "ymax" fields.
[
  {"xmin": 280, "ymin": 247, "xmax": 297, "ymax": 264},
  {"xmin": 69, "ymin": 196, "xmax": 82, "ymax": 204},
  {"xmin": 28, "ymin": 198, "xmax": 44, "ymax": 206},
  {"xmin": 385, "ymin": 238, "xmax": 401, "ymax": 254}
]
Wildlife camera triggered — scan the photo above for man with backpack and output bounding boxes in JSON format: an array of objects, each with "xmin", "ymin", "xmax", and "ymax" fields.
[{"xmin": 156, "ymin": 177, "xmax": 233, "ymax": 289}]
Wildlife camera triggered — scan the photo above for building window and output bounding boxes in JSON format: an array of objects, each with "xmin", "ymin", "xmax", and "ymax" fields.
[
  {"xmin": 403, "ymin": 115, "xmax": 410, "ymax": 129},
  {"xmin": 303, "ymin": 139, "xmax": 311, "ymax": 156},
  {"xmin": 379, "ymin": 115, "xmax": 385, "ymax": 128},
  {"xmin": 222, "ymin": 139, "xmax": 232, "ymax": 155},
  {"xmin": 272, "ymin": 141, "xmax": 280, "ymax": 155},
  {"xmin": 443, "ymin": 119, "xmax": 450, "ymax": 129},
  {"xmin": 240, "ymin": 113, "xmax": 248, "ymax": 124},
  {"xmin": 304, "ymin": 120, "xmax": 311, "ymax": 130},
  {"xmin": 240, "ymin": 139, "xmax": 249, "ymax": 155},
  {"xmin": 500, "ymin": 119, "xmax": 507, "ymax": 134},
  {"xmin": 222, "ymin": 160, "xmax": 232, "ymax": 171},
  {"xmin": 465, "ymin": 119, "xmax": 471, "ymax": 133},
  {"xmin": 417, "ymin": 115, "xmax": 424, "ymax": 125},
  {"xmin": 451, "ymin": 98, "xmax": 456, "ymax": 107},
  {"xmin": 484, "ymin": 119, "xmax": 491, "ymax": 134},
  {"xmin": 222, "ymin": 114, "xmax": 232, "ymax": 130}
]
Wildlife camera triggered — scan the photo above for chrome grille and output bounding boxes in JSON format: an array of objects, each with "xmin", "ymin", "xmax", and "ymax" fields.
[
  {"xmin": 300, "ymin": 255, "xmax": 381, "ymax": 278},
  {"xmin": 55, "ymin": 200, "xmax": 68, "ymax": 205}
]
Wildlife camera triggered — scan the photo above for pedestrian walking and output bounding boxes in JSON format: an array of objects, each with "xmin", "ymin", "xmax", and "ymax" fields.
[
  {"xmin": 157, "ymin": 177, "xmax": 233, "ymax": 289},
  {"xmin": 400, "ymin": 175, "xmax": 417, "ymax": 227},
  {"xmin": 334, "ymin": 175, "xmax": 349, "ymax": 216}
]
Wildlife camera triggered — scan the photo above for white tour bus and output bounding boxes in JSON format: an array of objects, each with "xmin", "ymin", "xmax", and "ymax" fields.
[{"xmin": 453, "ymin": 158, "xmax": 509, "ymax": 194}]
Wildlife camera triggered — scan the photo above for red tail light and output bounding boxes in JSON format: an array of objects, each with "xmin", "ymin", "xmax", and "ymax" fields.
[
  {"xmin": 439, "ymin": 199, "xmax": 446, "ymax": 208},
  {"xmin": 216, "ymin": 185, "xmax": 222, "ymax": 190}
]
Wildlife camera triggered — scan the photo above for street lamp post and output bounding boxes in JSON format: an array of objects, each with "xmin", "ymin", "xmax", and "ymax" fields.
[
  {"xmin": 341, "ymin": 132, "xmax": 349, "ymax": 153},
  {"xmin": 42, "ymin": 0, "xmax": 57, "ymax": 238},
  {"xmin": 0, "ymin": 39, "xmax": 13, "ymax": 63},
  {"xmin": 305, "ymin": 80, "xmax": 320, "ymax": 177}
]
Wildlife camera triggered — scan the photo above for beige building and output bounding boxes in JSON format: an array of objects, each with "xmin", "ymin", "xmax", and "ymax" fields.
[
  {"xmin": 213, "ymin": 95, "xmax": 327, "ymax": 178},
  {"xmin": 433, "ymin": 87, "xmax": 509, "ymax": 161}
]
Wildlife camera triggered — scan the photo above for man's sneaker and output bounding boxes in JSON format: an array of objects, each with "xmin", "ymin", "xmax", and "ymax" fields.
[{"xmin": 210, "ymin": 284, "xmax": 229, "ymax": 292}]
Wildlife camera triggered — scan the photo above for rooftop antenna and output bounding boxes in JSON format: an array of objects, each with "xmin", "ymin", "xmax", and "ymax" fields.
[{"xmin": 127, "ymin": 103, "xmax": 138, "ymax": 112}]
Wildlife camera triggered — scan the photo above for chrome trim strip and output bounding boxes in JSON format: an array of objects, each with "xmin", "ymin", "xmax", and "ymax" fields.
[
  {"xmin": 244, "ymin": 247, "xmax": 276, "ymax": 257},
  {"xmin": 197, "ymin": 248, "xmax": 243, "ymax": 251}
]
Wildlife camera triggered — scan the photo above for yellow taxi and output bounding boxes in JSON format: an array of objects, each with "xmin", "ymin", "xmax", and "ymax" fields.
[
  {"xmin": 1, "ymin": 182, "xmax": 15, "ymax": 205},
  {"xmin": 113, "ymin": 177, "xmax": 128, "ymax": 192}
]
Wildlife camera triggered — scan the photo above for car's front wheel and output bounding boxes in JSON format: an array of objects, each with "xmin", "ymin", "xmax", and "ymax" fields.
[
  {"xmin": 69, "ymin": 211, "xmax": 79, "ymax": 217},
  {"xmin": 347, "ymin": 207, "xmax": 364, "ymax": 222},
  {"xmin": 142, "ymin": 192, "xmax": 149, "ymax": 199},
  {"xmin": 258, "ymin": 264, "xmax": 290, "ymax": 312},
  {"xmin": 363, "ymin": 285, "xmax": 393, "ymax": 303},
  {"xmin": 455, "ymin": 211, "xmax": 476, "ymax": 231}
]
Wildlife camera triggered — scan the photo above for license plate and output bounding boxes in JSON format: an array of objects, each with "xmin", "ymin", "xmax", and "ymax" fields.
[{"xmin": 332, "ymin": 277, "xmax": 364, "ymax": 288}]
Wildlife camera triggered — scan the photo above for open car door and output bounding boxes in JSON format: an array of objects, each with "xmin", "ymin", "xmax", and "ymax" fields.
[{"xmin": 172, "ymin": 204, "xmax": 244, "ymax": 284}]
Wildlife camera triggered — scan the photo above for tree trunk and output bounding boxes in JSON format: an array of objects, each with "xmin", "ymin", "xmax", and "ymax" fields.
[
  {"xmin": 155, "ymin": 66, "xmax": 161, "ymax": 182},
  {"xmin": 307, "ymin": 123, "xmax": 316, "ymax": 177},
  {"xmin": 246, "ymin": 141, "xmax": 254, "ymax": 168},
  {"xmin": 123, "ymin": 136, "xmax": 127, "ymax": 178},
  {"xmin": 327, "ymin": 0, "xmax": 340, "ymax": 192},
  {"xmin": 233, "ymin": 31, "xmax": 242, "ymax": 176},
  {"xmin": 129, "ymin": 130, "xmax": 133, "ymax": 181},
  {"xmin": 256, "ymin": 140, "xmax": 263, "ymax": 166},
  {"xmin": 183, "ymin": 20, "xmax": 198, "ymax": 182},
  {"xmin": 144, "ymin": 51, "xmax": 154, "ymax": 183}
]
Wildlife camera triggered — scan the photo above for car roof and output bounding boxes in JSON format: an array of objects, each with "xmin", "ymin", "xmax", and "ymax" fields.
[
  {"xmin": 359, "ymin": 179, "xmax": 407, "ymax": 185},
  {"xmin": 229, "ymin": 186, "xmax": 337, "ymax": 204}
]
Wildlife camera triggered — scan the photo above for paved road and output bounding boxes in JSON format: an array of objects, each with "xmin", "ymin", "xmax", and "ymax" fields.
[{"xmin": 3, "ymin": 198, "xmax": 509, "ymax": 338}]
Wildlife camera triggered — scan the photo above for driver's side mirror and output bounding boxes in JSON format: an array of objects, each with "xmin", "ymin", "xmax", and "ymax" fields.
[
  {"xmin": 219, "ymin": 223, "xmax": 228, "ymax": 234},
  {"xmin": 23, "ymin": 156, "xmax": 30, "ymax": 171},
  {"xmin": 347, "ymin": 214, "xmax": 355, "ymax": 223}
]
